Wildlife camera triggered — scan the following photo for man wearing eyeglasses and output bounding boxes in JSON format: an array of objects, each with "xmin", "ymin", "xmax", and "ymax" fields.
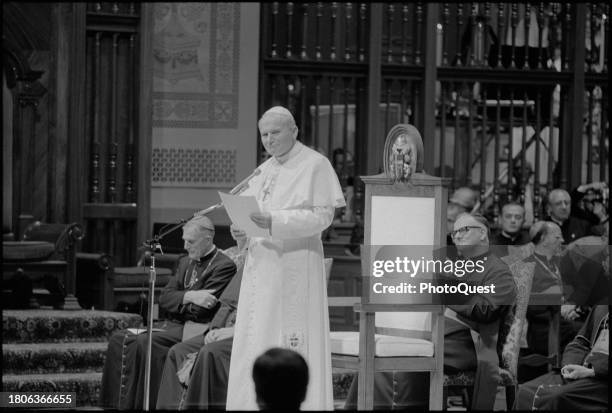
[
  {"xmin": 443, "ymin": 213, "xmax": 517, "ymax": 409},
  {"xmin": 345, "ymin": 213, "xmax": 516, "ymax": 410}
]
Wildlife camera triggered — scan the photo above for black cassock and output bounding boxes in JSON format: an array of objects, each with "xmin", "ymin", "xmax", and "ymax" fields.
[
  {"xmin": 515, "ymin": 306, "xmax": 608, "ymax": 410},
  {"xmin": 156, "ymin": 261, "xmax": 243, "ymax": 410},
  {"xmin": 99, "ymin": 249, "xmax": 236, "ymax": 409},
  {"xmin": 157, "ymin": 335, "xmax": 233, "ymax": 410}
]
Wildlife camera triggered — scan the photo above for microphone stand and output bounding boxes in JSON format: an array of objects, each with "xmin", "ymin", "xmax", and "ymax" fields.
[
  {"xmin": 142, "ymin": 235, "xmax": 161, "ymax": 411},
  {"xmin": 141, "ymin": 219, "xmax": 194, "ymax": 410},
  {"xmin": 141, "ymin": 168, "xmax": 259, "ymax": 409}
]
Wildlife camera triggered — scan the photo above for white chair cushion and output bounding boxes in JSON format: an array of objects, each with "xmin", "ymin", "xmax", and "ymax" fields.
[{"xmin": 330, "ymin": 331, "xmax": 434, "ymax": 357}]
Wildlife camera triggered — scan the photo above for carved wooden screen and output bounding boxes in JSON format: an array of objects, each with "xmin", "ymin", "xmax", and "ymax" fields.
[
  {"xmin": 261, "ymin": 2, "xmax": 609, "ymax": 225},
  {"xmin": 434, "ymin": 3, "xmax": 609, "ymax": 223},
  {"xmin": 82, "ymin": 2, "xmax": 149, "ymax": 265}
]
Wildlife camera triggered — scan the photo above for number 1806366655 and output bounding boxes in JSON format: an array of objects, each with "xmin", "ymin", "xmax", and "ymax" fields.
[{"xmin": 0, "ymin": 392, "xmax": 76, "ymax": 408}]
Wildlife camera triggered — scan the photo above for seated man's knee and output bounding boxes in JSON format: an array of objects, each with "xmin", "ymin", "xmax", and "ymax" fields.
[
  {"xmin": 166, "ymin": 345, "xmax": 177, "ymax": 360},
  {"xmin": 108, "ymin": 331, "xmax": 128, "ymax": 347}
]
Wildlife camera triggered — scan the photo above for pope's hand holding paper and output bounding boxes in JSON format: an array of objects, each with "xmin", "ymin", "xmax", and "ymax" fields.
[{"xmin": 219, "ymin": 192, "xmax": 269, "ymax": 237}]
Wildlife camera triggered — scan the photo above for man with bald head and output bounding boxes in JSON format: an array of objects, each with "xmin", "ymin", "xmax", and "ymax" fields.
[
  {"xmin": 345, "ymin": 213, "xmax": 517, "ymax": 410},
  {"xmin": 445, "ymin": 213, "xmax": 518, "ymax": 408},
  {"xmin": 546, "ymin": 188, "xmax": 594, "ymax": 243},
  {"xmin": 446, "ymin": 187, "xmax": 478, "ymax": 246},
  {"xmin": 100, "ymin": 216, "xmax": 237, "ymax": 409},
  {"xmin": 226, "ymin": 106, "xmax": 345, "ymax": 410},
  {"xmin": 516, "ymin": 221, "xmax": 565, "ymax": 380}
]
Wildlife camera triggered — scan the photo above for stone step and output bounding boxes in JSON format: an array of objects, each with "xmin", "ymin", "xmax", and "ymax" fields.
[
  {"xmin": 2, "ymin": 370, "xmax": 353, "ymax": 409},
  {"xmin": 3, "ymin": 342, "xmax": 108, "ymax": 375},
  {"xmin": 3, "ymin": 309, "xmax": 142, "ymax": 343},
  {"xmin": 2, "ymin": 372, "xmax": 103, "ymax": 407}
]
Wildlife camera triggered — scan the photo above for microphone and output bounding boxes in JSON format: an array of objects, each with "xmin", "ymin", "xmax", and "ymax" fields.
[
  {"xmin": 229, "ymin": 168, "xmax": 262, "ymax": 195},
  {"xmin": 193, "ymin": 168, "xmax": 261, "ymax": 217}
]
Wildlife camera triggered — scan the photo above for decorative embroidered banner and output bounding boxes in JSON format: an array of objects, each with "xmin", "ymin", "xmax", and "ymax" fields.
[
  {"xmin": 152, "ymin": 147, "xmax": 237, "ymax": 187},
  {"xmin": 152, "ymin": 3, "xmax": 240, "ymax": 128}
]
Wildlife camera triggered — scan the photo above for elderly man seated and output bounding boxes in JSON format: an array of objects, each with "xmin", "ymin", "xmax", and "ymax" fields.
[
  {"xmin": 545, "ymin": 188, "xmax": 597, "ymax": 244},
  {"xmin": 515, "ymin": 305, "xmax": 609, "ymax": 410},
  {"xmin": 515, "ymin": 221, "xmax": 565, "ymax": 381},
  {"xmin": 156, "ymin": 247, "xmax": 246, "ymax": 410},
  {"xmin": 517, "ymin": 221, "xmax": 609, "ymax": 381},
  {"xmin": 99, "ymin": 216, "xmax": 237, "ymax": 409},
  {"xmin": 345, "ymin": 213, "xmax": 517, "ymax": 410}
]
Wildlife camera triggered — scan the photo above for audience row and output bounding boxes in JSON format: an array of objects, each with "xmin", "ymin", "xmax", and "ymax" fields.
[{"xmin": 98, "ymin": 182, "xmax": 608, "ymax": 410}]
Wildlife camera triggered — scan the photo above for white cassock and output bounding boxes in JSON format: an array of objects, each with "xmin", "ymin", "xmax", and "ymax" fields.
[{"xmin": 226, "ymin": 142, "xmax": 345, "ymax": 410}]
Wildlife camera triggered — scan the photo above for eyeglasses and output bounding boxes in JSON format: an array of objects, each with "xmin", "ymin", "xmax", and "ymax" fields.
[{"xmin": 450, "ymin": 226, "xmax": 483, "ymax": 238}]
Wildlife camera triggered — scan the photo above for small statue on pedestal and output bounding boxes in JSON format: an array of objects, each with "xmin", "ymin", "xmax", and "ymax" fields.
[{"xmin": 383, "ymin": 124, "xmax": 424, "ymax": 183}]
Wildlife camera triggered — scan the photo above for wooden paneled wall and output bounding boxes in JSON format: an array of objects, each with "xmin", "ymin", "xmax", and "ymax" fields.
[
  {"xmin": 79, "ymin": 2, "xmax": 153, "ymax": 265},
  {"xmin": 3, "ymin": 2, "xmax": 153, "ymax": 266}
]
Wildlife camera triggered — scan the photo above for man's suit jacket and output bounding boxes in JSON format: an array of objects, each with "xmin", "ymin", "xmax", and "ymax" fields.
[
  {"xmin": 545, "ymin": 215, "xmax": 594, "ymax": 244},
  {"xmin": 159, "ymin": 248, "xmax": 237, "ymax": 323}
]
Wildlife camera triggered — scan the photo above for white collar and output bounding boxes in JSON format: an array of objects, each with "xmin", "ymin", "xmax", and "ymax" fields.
[{"xmin": 274, "ymin": 141, "xmax": 301, "ymax": 164}]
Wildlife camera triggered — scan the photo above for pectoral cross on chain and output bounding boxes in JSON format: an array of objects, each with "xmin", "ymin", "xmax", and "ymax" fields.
[{"xmin": 262, "ymin": 186, "xmax": 272, "ymax": 202}]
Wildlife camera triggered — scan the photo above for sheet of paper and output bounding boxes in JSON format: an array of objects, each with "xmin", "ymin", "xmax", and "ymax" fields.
[
  {"xmin": 127, "ymin": 328, "xmax": 165, "ymax": 335},
  {"xmin": 219, "ymin": 192, "xmax": 269, "ymax": 238}
]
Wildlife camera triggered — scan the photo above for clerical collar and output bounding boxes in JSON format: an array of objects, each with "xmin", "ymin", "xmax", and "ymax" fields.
[
  {"xmin": 196, "ymin": 246, "xmax": 217, "ymax": 263},
  {"xmin": 458, "ymin": 248, "xmax": 489, "ymax": 261},
  {"xmin": 501, "ymin": 231, "xmax": 519, "ymax": 241},
  {"xmin": 474, "ymin": 250, "xmax": 491, "ymax": 261},
  {"xmin": 549, "ymin": 216, "xmax": 565, "ymax": 227},
  {"xmin": 274, "ymin": 141, "xmax": 301, "ymax": 164}
]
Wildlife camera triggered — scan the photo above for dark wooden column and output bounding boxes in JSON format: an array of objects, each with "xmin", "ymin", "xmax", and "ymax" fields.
[
  {"xmin": 365, "ymin": 4, "xmax": 383, "ymax": 174},
  {"xmin": 53, "ymin": 4, "xmax": 73, "ymax": 225},
  {"xmin": 64, "ymin": 3, "xmax": 87, "ymax": 311},
  {"xmin": 3, "ymin": 45, "xmax": 47, "ymax": 239},
  {"xmin": 136, "ymin": 3, "xmax": 153, "ymax": 253},
  {"xmin": 565, "ymin": 4, "xmax": 586, "ymax": 190},
  {"xmin": 421, "ymin": 3, "xmax": 439, "ymax": 173},
  {"xmin": 64, "ymin": 3, "xmax": 88, "ymax": 231},
  {"xmin": 13, "ymin": 75, "xmax": 47, "ymax": 239}
]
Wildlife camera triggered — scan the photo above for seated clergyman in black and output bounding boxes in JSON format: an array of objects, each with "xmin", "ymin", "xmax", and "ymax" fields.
[
  {"xmin": 99, "ymin": 216, "xmax": 237, "ymax": 409},
  {"xmin": 515, "ymin": 305, "xmax": 609, "ymax": 410},
  {"xmin": 514, "ymin": 221, "xmax": 565, "ymax": 382},
  {"xmin": 490, "ymin": 202, "xmax": 530, "ymax": 258},
  {"xmin": 156, "ymin": 247, "xmax": 246, "ymax": 410},
  {"xmin": 544, "ymin": 188, "xmax": 596, "ymax": 244}
]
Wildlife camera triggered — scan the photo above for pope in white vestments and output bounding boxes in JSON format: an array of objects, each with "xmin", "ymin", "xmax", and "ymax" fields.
[{"xmin": 226, "ymin": 106, "xmax": 345, "ymax": 410}]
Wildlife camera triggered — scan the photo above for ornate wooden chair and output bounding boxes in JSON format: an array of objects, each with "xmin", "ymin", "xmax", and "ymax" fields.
[
  {"xmin": 329, "ymin": 299, "xmax": 445, "ymax": 409},
  {"xmin": 519, "ymin": 287, "xmax": 563, "ymax": 371},
  {"xmin": 109, "ymin": 249, "xmax": 181, "ymax": 318},
  {"xmin": 99, "ymin": 223, "xmax": 183, "ymax": 314},
  {"xmin": 502, "ymin": 249, "xmax": 562, "ymax": 373},
  {"xmin": 2, "ymin": 221, "xmax": 84, "ymax": 309}
]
